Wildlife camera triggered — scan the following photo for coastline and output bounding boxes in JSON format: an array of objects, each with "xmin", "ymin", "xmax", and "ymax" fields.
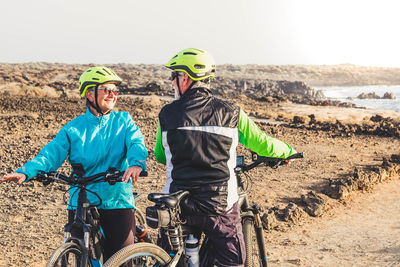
[{"xmin": 268, "ymin": 102, "xmax": 400, "ymax": 123}]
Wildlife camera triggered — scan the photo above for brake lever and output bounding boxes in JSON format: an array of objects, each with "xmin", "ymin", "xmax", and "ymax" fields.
[
  {"xmin": 266, "ymin": 160, "xmax": 282, "ymax": 169},
  {"xmin": 105, "ymin": 167, "xmax": 123, "ymax": 185},
  {"xmin": 36, "ymin": 172, "xmax": 53, "ymax": 186}
]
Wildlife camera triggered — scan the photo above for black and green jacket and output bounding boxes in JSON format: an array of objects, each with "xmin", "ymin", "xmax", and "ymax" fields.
[{"xmin": 155, "ymin": 87, "xmax": 295, "ymax": 214}]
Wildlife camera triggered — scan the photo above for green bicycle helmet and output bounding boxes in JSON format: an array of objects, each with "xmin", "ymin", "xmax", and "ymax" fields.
[
  {"xmin": 165, "ymin": 48, "xmax": 216, "ymax": 81},
  {"xmin": 78, "ymin": 66, "xmax": 122, "ymax": 97}
]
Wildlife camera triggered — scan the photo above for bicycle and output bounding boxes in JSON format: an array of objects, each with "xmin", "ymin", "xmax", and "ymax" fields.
[
  {"xmin": 32, "ymin": 164, "xmax": 148, "ymax": 267},
  {"xmin": 103, "ymin": 151, "xmax": 303, "ymax": 267},
  {"xmin": 237, "ymin": 152, "xmax": 303, "ymax": 267}
]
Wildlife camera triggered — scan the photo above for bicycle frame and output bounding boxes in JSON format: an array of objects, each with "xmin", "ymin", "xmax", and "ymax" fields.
[
  {"xmin": 35, "ymin": 167, "xmax": 135, "ymax": 267},
  {"xmin": 63, "ymin": 183, "xmax": 102, "ymax": 266}
]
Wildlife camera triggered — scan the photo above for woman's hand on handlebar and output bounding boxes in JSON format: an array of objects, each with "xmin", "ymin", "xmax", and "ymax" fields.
[
  {"xmin": 0, "ymin": 173, "xmax": 27, "ymax": 184},
  {"xmin": 122, "ymin": 165, "xmax": 142, "ymax": 184}
]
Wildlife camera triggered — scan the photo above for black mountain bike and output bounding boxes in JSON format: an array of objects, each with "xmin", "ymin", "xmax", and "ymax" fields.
[
  {"xmin": 237, "ymin": 151, "xmax": 303, "ymax": 267},
  {"xmin": 103, "ymin": 151, "xmax": 303, "ymax": 267},
  {"xmin": 32, "ymin": 164, "xmax": 147, "ymax": 267}
]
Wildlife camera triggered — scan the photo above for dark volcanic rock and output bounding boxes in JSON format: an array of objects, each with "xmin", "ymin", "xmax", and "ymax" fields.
[
  {"xmin": 351, "ymin": 91, "xmax": 396, "ymax": 100},
  {"xmin": 383, "ymin": 92, "xmax": 396, "ymax": 99}
]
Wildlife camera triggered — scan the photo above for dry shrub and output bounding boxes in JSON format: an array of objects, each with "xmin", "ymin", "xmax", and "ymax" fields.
[
  {"xmin": 276, "ymin": 112, "xmax": 294, "ymax": 121},
  {"xmin": 320, "ymin": 117, "xmax": 337, "ymax": 124},
  {"xmin": 0, "ymin": 83, "xmax": 21, "ymax": 95},
  {"xmin": 20, "ymin": 85, "xmax": 59, "ymax": 97},
  {"xmin": 310, "ymin": 116, "xmax": 337, "ymax": 124},
  {"xmin": 144, "ymin": 94, "xmax": 161, "ymax": 107},
  {"xmin": 293, "ymin": 115, "xmax": 311, "ymax": 124},
  {"xmin": 65, "ymin": 90, "xmax": 81, "ymax": 99},
  {"xmin": 238, "ymin": 94, "xmax": 248, "ymax": 101},
  {"xmin": 346, "ymin": 115, "xmax": 366, "ymax": 124},
  {"xmin": 0, "ymin": 84, "xmax": 59, "ymax": 97},
  {"xmin": 361, "ymin": 117, "xmax": 375, "ymax": 127},
  {"xmin": 256, "ymin": 110, "xmax": 277, "ymax": 119}
]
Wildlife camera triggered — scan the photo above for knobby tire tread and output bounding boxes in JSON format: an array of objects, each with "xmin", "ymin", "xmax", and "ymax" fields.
[
  {"xmin": 103, "ymin": 242, "xmax": 171, "ymax": 267},
  {"xmin": 135, "ymin": 208, "xmax": 146, "ymax": 226},
  {"xmin": 46, "ymin": 242, "xmax": 90, "ymax": 267},
  {"xmin": 242, "ymin": 217, "xmax": 254, "ymax": 267}
]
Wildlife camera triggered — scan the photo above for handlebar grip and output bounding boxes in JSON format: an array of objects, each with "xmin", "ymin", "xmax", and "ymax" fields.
[
  {"xmin": 287, "ymin": 152, "xmax": 304, "ymax": 160},
  {"xmin": 34, "ymin": 172, "xmax": 54, "ymax": 186}
]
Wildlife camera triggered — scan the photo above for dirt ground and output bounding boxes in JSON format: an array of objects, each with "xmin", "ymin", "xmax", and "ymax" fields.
[
  {"xmin": 267, "ymin": 179, "xmax": 400, "ymax": 266},
  {"xmin": 0, "ymin": 95, "xmax": 399, "ymax": 266}
]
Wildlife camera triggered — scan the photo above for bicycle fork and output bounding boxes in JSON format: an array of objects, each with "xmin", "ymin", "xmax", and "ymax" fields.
[{"xmin": 245, "ymin": 205, "xmax": 268, "ymax": 267}]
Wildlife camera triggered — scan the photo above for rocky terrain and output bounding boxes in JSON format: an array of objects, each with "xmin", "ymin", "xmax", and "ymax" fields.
[
  {"xmin": 0, "ymin": 63, "xmax": 400, "ymax": 266},
  {"xmin": 350, "ymin": 91, "xmax": 396, "ymax": 100}
]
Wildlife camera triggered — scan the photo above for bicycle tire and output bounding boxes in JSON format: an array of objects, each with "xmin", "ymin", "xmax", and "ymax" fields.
[
  {"xmin": 242, "ymin": 217, "xmax": 255, "ymax": 267},
  {"xmin": 46, "ymin": 242, "xmax": 92, "ymax": 267},
  {"xmin": 103, "ymin": 243, "xmax": 171, "ymax": 267},
  {"xmin": 135, "ymin": 207, "xmax": 146, "ymax": 226}
]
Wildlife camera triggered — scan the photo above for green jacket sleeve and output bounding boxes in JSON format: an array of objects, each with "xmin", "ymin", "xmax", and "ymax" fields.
[
  {"xmin": 238, "ymin": 109, "xmax": 296, "ymax": 158},
  {"xmin": 154, "ymin": 121, "xmax": 166, "ymax": 165}
]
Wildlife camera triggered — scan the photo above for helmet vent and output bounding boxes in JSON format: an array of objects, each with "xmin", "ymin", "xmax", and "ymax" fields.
[
  {"xmin": 92, "ymin": 78, "xmax": 100, "ymax": 81},
  {"xmin": 183, "ymin": 52, "xmax": 197, "ymax": 55},
  {"xmin": 96, "ymin": 71, "xmax": 106, "ymax": 76},
  {"xmin": 102, "ymin": 68, "xmax": 112, "ymax": 75},
  {"xmin": 170, "ymin": 62, "xmax": 177, "ymax": 66},
  {"xmin": 194, "ymin": 64, "xmax": 205, "ymax": 69}
]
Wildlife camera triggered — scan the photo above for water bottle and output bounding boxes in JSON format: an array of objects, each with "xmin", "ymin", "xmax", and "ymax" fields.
[
  {"xmin": 135, "ymin": 225, "xmax": 153, "ymax": 243},
  {"xmin": 185, "ymin": 234, "xmax": 199, "ymax": 267}
]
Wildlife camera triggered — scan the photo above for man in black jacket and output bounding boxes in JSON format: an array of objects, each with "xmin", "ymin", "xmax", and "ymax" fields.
[{"xmin": 154, "ymin": 48, "xmax": 296, "ymax": 266}]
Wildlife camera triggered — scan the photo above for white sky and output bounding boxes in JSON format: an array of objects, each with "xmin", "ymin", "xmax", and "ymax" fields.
[{"xmin": 1, "ymin": 0, "xmax": 400, "ymax": 67}]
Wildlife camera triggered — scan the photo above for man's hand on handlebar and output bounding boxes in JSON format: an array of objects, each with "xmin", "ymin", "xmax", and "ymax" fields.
[{"xmin": 0, "ymin": 173, "xmax": 27, "ymax": 184}]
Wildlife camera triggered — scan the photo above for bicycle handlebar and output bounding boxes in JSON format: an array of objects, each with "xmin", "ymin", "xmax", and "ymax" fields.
[
  {"xmin": 252, "ymin": 152, "xmax": 304, "ymax": 162},
  {"xmin": 33, "ymin": 168, "xmax": 148, "ymax": 186},
  {"xmin": 237, "ymin": 152, "xmax": 304, "ymax": 172}
]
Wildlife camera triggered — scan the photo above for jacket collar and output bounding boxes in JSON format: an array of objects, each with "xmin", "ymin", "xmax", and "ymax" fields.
[
  {"xmin": 181, "ymin": 87, "xmax": 212, "ymax": 99},
  {"xmin": 84, "ymin": 108, "xmax": 112, "ymax": 126}
]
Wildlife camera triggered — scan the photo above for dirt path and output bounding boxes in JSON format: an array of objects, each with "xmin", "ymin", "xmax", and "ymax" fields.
[{"xmin": 267, "ymin": 179, "xmax": 400, "ymax": 266}]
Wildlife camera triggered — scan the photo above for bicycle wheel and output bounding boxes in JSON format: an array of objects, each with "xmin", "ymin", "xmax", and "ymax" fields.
[
  {"xmin": 135, "ymin": 207, "xmax": 146, "ymax": 226},
  {"xmin": 46, "ymin": 242, "xmax": 91, "ymax": 267},
  {"xmin": 242, "ymin": 217, "xmax": 259, "ymax": 267},
  {"xmin": 103, "ymin": 243, "xmax": 171, "ymax": 267}
]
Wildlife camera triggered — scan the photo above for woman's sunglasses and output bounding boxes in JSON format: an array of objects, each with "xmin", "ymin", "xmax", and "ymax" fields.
[{"xmin": 98, "ymin": 86, "xmax": 119, "ymax": 96}]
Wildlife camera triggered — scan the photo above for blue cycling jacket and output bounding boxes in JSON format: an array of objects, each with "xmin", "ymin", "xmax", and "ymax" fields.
[{"xmin": 16, "ymin": 108, "xmax": 148, "ymax": 210}]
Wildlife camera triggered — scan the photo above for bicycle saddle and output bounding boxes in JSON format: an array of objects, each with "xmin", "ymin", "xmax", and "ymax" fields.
[{"xmin": 148, "ymin": 190, "xmax": 189, "ymax": 208}]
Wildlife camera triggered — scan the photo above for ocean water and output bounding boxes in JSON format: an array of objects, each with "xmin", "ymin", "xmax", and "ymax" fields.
[{"xmin": 315, "ymin": 85, "xmax": 400, "ymax": 112}]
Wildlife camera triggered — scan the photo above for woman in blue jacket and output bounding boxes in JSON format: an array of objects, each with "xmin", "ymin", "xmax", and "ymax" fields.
[{"xmin": 0, "ymin": 66, "xmax": 148, "ymax": 261}]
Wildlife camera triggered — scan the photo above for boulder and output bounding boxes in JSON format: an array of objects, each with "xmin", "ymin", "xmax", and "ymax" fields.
[
  {"xmin": 301, "ymin": 191, "xmax": 328, "ymax": 217},
  {"xmin": 383, "ymin": 92, "xmax": 396, "ymax": 99},
  {"xmin": 261, "ymin": 210, "xmax": 278, "ymax": 230},
  {"xmin": 356, "ymin": 92, "xmax": 380, "ymax": 99}
]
